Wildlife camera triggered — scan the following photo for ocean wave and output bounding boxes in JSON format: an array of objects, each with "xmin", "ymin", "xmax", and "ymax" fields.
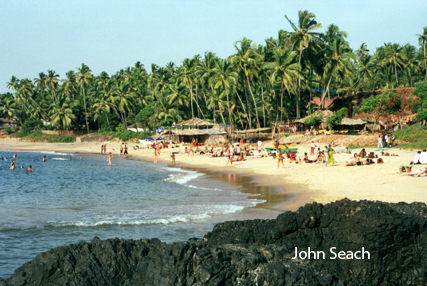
[
  {"xmin": 45, "ymin": 203, "xmax": 255, "ymax": 228},
  {"xmin": 0, "ymin": 149, "xmax": 72, "ymax": 156},
  {"xmin": 164, "ymin": 170, "xmax": 204, "ymax": 185}
]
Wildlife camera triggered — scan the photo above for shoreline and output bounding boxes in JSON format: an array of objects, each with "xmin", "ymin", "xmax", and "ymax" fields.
[{"xmin": 1, "ymin": 141, "xmax": 426, "ymax": 211}]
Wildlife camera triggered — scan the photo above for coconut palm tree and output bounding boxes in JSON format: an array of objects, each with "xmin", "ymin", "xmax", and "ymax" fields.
[
  {"xmin": 167, "ymin": 82, "xmax": 189, "ymax": 124},
  {"xmin": 416, "ymin": 27, "xmax": 427, "ymax": 79},
  {"xmin": 6, "ymin": 76, "xmax": 20, "ymax": 91},
  {"xmin": 231, "ymin": 38, "xmax": 263, "ymax": 128},
  {"xmin": 213, "ymin": 59, "xmax": 238, "ymax": 131},
  {"xmin": 319, "ymin": 38, "xmax": 355, "ymax": 106},
  {"xmin": 380, "ymin": 43, "xmax": 406, "ymax": 85},
  {"xmin": 265, "ymin": 47, "xmax": 300, "ymax": 124},
  {"xmin": 284, "ymin": 10, "xmax": 322, "ymax": 118},
  {"xmin": 49, "ymin": 96, "xmax": 76, "ymax": 130},
  {"xmin": 46, "ymin": 70, "xmax": 59, "ymax": 102},
  {"xmin": 0, "ymin": 98, "xmax": 17, "ymax": 119},
  {"xmin": 76, "ymin": 64, "xmax": 93, "ymax": 134}
]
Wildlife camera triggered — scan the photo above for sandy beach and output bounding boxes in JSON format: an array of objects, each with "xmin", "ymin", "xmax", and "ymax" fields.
[{"xmin": 1, "ymin": 139, "xmax": 425, "ymax": 212}]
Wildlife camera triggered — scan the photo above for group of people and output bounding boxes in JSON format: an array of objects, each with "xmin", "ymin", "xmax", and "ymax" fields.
[
  {"xmin": 377, "ymin": 134, "xmax": 395, "ymax": 148},
  {"xmin": 2, "ymin": 153, "xmax": 34, "ymax": 171}
]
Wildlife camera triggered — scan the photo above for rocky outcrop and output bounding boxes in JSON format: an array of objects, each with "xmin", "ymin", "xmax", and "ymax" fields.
[{"xmin": 2, "ymin": 199, "xmax": 427, "ymax": 285}]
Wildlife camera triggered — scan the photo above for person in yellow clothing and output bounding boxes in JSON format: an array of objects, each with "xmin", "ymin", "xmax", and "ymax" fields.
[{"xmin": 326, "ymin": 144, "xmax": 336, "ymax": 166}]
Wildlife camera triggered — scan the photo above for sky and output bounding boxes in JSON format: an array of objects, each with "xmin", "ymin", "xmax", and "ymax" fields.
[{"xmin": 1, "ymin": 0, "xmax": 426, "ymax": 94}]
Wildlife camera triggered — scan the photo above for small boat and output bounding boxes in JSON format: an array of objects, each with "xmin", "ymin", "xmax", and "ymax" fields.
[{"xmin": 265, "ymin": 147, "xmax": 298, "ymax": 153}]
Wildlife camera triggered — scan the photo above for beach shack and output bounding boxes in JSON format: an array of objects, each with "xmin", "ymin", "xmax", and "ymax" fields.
[
  {"xmin": 160, "ymin": 128, "xmax": 226, "ymax": 145},
  {"xmin": 232, "ymin": 127, "xmax": 272, "ymax": 143}
]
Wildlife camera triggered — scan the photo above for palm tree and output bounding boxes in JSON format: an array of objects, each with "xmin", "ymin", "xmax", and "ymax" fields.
[
  {"xmin": 180, "ymin": 58, "xmax": 197, "ymax": 124},
  {"xmin": 46, "ymin": 70, "xmax": 59, "ymax": 102},
  {"xmin": 380, "ymin": 43, "xmax": 405, "ymax": 85},
  {"xmin": 265, "ymin": 47, "xmax": 300, "ymax": 124},
  {"xmin": 213, "ymin": 59, "xmax": 238, "ymax": 131},
  {"xmin": 93, "ymin": 94, "xmax": 117, "ymax": 131},
  {"xmin": 319, "ymin": 38, "xmax": 355, "ymax": 106},
  {"xmin": 49, "ymin": 97, "xmax": 76, "ymax": 129},
  {"xmin": 34, "ymin": 72, "xmax": 47, "ymax": 91},
  {"xmin": 6, "ymin": 76, "xmax": 20, "ymax": 91},
  {"xmin": 62, "ymin": 71, "xmax": 78, "ymax": 99},
  {"xmin": 0, "ymin": 98, "xmax": 17, "ymax": 118},
  {"xmin": 232, "ymin": 38, "xmax": 263, "ymax": 128},
  {"xmin": 284, "ymin": 10, "xmax": 322, "ymax": 118},
  {"xmin": 416, "ymin": 27, "xmax": 427, "ymax": 79},
  {"xmin": 167, "ymin": 82, "xmax": 189, "ymax": 124},
  {"xmin": 76, "ymin": 64, "xmax": 92, "ymax": 134}
]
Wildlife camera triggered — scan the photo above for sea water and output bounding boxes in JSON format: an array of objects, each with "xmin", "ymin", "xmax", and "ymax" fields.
[{"xmin": 0, "ymin": 150, "xmax": 270, "ymax": 279}]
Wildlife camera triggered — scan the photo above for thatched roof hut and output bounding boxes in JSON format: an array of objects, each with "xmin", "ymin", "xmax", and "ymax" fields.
[
  {"xmin": 176, "ymin": 118, "xmax": 214, "ymax": 128},
  {"xmin": 234, "ymin": 127, "xmax": 272, "ymax": 134},
  {"xmin": 340, "ymin": 118, "xmax": 367, "ymax": 125},
  {"xmin": 294, "ymin": 110, "xmax": 334, "ymax": 124}
]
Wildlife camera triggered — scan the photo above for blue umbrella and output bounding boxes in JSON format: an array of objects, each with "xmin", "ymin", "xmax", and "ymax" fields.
[{"xmin": 156, "ymin": 127, "xmax": 164, "ymax": 133}]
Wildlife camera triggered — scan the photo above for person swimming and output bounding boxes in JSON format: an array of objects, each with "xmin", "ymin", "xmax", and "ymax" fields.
[
  {"xmin": 28, "ymin": 165, "xmax": 33, "ymax": 172},
  {"xmin": 43, "ymin": 156, "xmax": 46, "ymax": 162}
]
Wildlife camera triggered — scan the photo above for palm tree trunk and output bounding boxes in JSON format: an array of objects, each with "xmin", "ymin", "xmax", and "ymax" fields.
[
  {"xmin": 176, "ymin": 100, "xmax": 179, "ymax": 124},
  {"xmin": 246, "ymin": 75, "xmax": 260, "ymax": 128},
  {"xmin": 218, "ymin": 102, "xmax": 226, "ymax": 127},
  {"xmin": 188, "ymin": 84, "xmax": 194, "ymax": 127},
  {"xmin": 222, "ymin": 81, "xmax": 232, "ymax": 133},
  {"xmin": 243, "ymin": 85, "xmax": 252, "ymax": 129},
  {"xmin": 395, "ymin": 63, "xmax": 399, "ymax": 84},
  {"xmin": 319, "ymin": 76, "xmax": 333, "ymax": 108},
  {"xmin": 424, "ymin": 42, "xmax": 427, "ymax": 80},
  {"xmin": 280, "ymin": 81, "xmax": 284, "ymax": 125},
  {"xmin": 105, "ymin": 113, "xmax": 112, "ymax": 131},
  {"xmin": 82, "ymin": 83, "xmax": 89, "ymax": 134},
  {"xmin": 234, "ymin": 87, "xmax": 250, "ymax": 127},
  {"xmin": 261, "ymin": 86, "xmax": 266, "ymax": 128},
  {"xmin": 297, "ymin": 49, "xmax": 302, "ymax": 119}
]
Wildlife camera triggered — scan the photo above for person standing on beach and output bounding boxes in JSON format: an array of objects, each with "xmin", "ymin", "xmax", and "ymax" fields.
[
  {"xmin": 257, "ymin": 140, "xmax": 262, "ymax": 151},
  {"xmin": 325, "ymin": 144, "xmax": 336, "ymax": 166},
  {"xmin": 120, "ymin": 144, "xmax": 123, "ymax": 157},
  {"xmin": 377, "ymin": 136, "xmax": 383, "ymax": 148},
  {"xmin": 123, "ymin": 145, "xmax": 128, "ymax": 156},
  {"xmin": 310, "ymin": 141, "xmax": 315, "ymax": 155},
  {"xmin": 101, "ymin": 144, "xmax": 104, "ymax": 154},
  {"xmin": 154, "ymin": 148, "xmax": 158, "ymax": 164},
  {"xmin": 107, "ymin": 152, "xmax": 112, "ymax": 166},
  {"xmin": 226, "ymin": 154, "xmax": 233, "ymax": 166},
  {"xmin": 277, "ymin": 150, "xmax": 285, "ymax": 168},
  {"xmin": 170, "ymin": 152, "xmax": 175, "ymax": 166},
  {"xmin": 104, "ymin": 144, "xmax": 107, "ymax": 154}
]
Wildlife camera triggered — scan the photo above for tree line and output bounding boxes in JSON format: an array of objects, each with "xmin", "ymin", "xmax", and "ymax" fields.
[{"xmin": 1, "ymin": 11, "xmax": 426, "ymax": 133}]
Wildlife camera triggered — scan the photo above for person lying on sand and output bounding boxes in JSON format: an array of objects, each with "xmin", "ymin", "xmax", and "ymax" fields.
[
  {"xmin": 390, "ymin": 152, "xmax": 399, "ymax": 157},
  {"xmin": 400, "ymin": 167, "xmax": 427, "ymax": 177},
  {"xmin": 346, "ymin": 154, "xmax": 361, "ymax": 166},
  {"xmin": 381, "ymin": 151, "xmax": 390, "ymax": 156}
]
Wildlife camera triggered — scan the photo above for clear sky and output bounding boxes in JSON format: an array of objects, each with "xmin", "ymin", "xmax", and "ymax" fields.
[{"xmin": 1, "ymin": 0, "xmax": 426, "ymax": 93}]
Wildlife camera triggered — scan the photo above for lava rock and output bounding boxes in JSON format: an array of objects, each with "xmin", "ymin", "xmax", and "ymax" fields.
[{"xmin": 2, "ymin": 199, "xmax": 427, "ymax": 285}]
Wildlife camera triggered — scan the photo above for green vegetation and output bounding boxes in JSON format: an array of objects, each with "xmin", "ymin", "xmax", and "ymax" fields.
[
  {"xmin": 326, "ymin": 108, "xmax": 347, "ymax": 127},
  {"xmin": 393, "ymin": 124, "xmax": 427, "ymax": 149},
  {"xmin": 412, "ymin": 81, "xmax": 427, "ymax": 122},
  {"xmin": 303, "ymin": 111, "xmax": 323, "ymax": 126},
  {"xmin": 17, "ymin": 131, "xmax": 75, "ymax": 143},
  {"xmin": 1, "ymin": 13, "xmax": 426, "ymax": 135}
]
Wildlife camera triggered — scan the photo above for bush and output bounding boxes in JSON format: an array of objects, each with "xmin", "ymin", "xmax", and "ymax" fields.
[
  {"xmin": 115, "ymin": 124, "xmax": 126, "ymax": 132},
  {"xmin": 4, "ymin": 128, "xmax": 13, "ymax": 135},
  {"xmin": 20, "ymin": 131, "xmax": 75, "ymax": 143},
  {"xmin": 303, "ymin": 112, "xmax": 323, "ymax": 126}
]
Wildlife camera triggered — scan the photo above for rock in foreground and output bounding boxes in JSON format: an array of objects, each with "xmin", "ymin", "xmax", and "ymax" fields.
[{"xmin": 2, "ymin": 199, "xmax": 427, "ymax": 285}]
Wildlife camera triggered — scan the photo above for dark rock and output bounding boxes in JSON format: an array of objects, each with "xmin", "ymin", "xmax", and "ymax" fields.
[{"xmin": 2, "ymin": 199, "xmax": 427, "ymax": 285}]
